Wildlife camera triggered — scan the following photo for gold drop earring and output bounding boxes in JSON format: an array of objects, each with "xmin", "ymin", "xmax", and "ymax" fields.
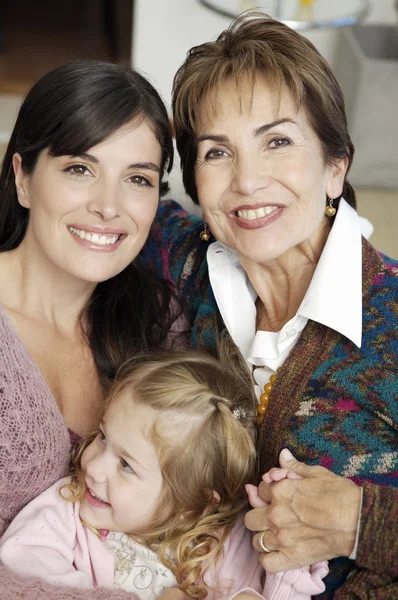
[
  {"xmin": 325, "ymin": 196, "xmax": 336, "ymax": 217},
  {"xmin": 200, "ymin": 223, "xmax": 211, "ymax": 241}
]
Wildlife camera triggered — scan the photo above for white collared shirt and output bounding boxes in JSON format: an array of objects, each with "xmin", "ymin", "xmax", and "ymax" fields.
[
  {"xmin": 207, "ymin": 199, "xmax": 364, "ymax": 399},
  {"xmin": 208, "ymin": 199, "xmax": 366, "ymax": 560}
]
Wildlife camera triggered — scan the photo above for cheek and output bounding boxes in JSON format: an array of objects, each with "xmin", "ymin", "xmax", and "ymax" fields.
[
  {"xmin": 130, "ymin": 197, "xmax": 159, "ymax": 227},
  {"xmin": 196, "ymin": 168, "xmax": 228, "ymax": 210}
]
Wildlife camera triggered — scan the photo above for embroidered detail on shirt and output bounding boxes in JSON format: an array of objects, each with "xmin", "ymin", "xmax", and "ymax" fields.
[{"xmin": 106, "ymin": 531, "xmax": 177, "ymax": 599}]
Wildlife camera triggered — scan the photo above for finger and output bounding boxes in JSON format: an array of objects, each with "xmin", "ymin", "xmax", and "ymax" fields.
[
  {"xmin": 257, "ymin": 480, "xmax": 273, "ymax": 503},
  {"xmin": 252, "ymin": 529, "xmax": 275, "ymax": 554},
  {"xmin": 262, "ymin": 468, "xmax": 290, "ymax": 482},
  {"xmin": 259, "ymin": 550, "xmax": 305, "ymax": 573},
  {"xmin": 245, "ymin": 484, "xmax": 267, "ymax": 508},
  {"xmin": 261, "ymin": 471, "xmax": 274, "ymax": 484},
  {"xmin": 244, "ymin": 505, "xmax": 271, "ymax": 532},
  {"xmin": 285, "ymin": 471, "xmax": 303, "ymax": 480},
  {"xmin": 279, "ymin": 448, "xmax": 324, "ymax": 478}
]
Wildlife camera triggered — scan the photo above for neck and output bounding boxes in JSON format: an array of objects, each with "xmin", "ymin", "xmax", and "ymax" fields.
[
  {"xmin": 242, "ymin": 224, "xmax": 329, "ymax": 332},
  {"xmin": 0, "ymin": 240, "xmax": 96, "ymax": 334}
]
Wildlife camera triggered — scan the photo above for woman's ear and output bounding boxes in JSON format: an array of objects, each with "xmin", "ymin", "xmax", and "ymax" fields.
[
  {"xmin": 326, "ymin": 155, "xmax": 349, "ymax": 199},
  {"xmin": 13, "ymin": 153, "xmax": 31, "ymax": 209}
]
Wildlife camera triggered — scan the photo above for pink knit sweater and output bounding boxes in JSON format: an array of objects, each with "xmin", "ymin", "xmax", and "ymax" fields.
[{"xmin": 0, "ymin": 304, "xmax": 144, "ymax": 599}]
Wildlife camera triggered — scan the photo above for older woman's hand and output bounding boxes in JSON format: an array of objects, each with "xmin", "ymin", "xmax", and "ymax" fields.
[{"xmin": 245, "ymin": 449, "xmax": 362, "ymax": 573}]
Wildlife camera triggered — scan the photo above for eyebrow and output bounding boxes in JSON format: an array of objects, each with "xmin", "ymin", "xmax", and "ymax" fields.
[
  {"xmin": 254, "ymin": 118, "xmax": 298, "ymax": 137},
  {"xmin": 197, "ymin": 118, "xmax": 298, "ymax": 144},
  {"xmin": 128, "ymin": 162, "xmax": 160, "ymax": 173},
  {"xmin": 72, "ymin": 154, "xmax": 160, "ymax": 173},
  {"xmin": 72, "ymin": 153, "xmax": 99, "ymax": 163}
]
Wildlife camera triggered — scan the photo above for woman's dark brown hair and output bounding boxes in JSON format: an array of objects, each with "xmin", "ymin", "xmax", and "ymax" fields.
[
  {"xmin": 0, "ymin": 60, "xmax": 176, "ymax": 387},
  {"xmin": 173, "ymin": 13, "xmax": 356, "ymax": 212}
]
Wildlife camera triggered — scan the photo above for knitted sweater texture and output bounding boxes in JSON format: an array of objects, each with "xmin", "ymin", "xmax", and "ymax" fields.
[
  {"xmin": 141, "ymin": 200, "xmax": 398, "ymax": 599},
  {"xmin": 0, "ymin": 305, "xmax": 149, "ymax": 599}
]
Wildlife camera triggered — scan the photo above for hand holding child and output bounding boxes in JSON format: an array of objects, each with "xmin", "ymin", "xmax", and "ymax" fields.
[
  {"xmin": 245, "ymin": 449, "xmax": 360, "ymax": 572},
  {"xmin": 245, "ymin": 456, "xmax": 329, "ymax": 598}
]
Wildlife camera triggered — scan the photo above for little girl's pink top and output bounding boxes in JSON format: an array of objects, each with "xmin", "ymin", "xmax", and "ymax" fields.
[{"xmin": 0, "ymin": 477, "xmax": 328, "ymax": 600}]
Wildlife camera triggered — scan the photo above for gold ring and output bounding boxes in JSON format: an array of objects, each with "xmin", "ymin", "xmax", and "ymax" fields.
[{"xmin": 258, "ymin": 530, "xmax": 272, "ymax": 553}]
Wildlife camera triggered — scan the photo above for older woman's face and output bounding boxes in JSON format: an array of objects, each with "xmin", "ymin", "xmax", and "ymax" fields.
[{"xmin": 195, "ymin": 76, "xmax": 346, "ymax": 266}]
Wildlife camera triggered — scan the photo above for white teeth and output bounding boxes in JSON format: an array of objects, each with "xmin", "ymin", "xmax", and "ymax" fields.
[
  {"xmin": 68, "ymin": 226, "xmax": 121, "ymax": 245},
  {"xmin": 89, "ymin": 489, "xmax": 106, "ymax": 503},
  {"xmin": 237, "ymin": 206, "xmax": 278, "ymax": 220}
]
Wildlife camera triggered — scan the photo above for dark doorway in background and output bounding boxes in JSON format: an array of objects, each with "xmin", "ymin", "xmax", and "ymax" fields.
[{"xmin": 0, "ymin": 0, "xmax": 133, "ymax": 94}]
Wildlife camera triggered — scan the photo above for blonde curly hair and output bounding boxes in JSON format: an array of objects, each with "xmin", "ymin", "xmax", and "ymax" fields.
[{"xmin": 63, "ymin": 337, "xmax": 258, "ymax": 598}]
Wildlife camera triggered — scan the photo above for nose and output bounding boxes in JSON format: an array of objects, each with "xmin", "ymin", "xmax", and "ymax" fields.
[
  {"xmin": 85, "ymin": 449, "xmax": 109, "ymax": 485},
  {"xmin": 87, "ymin": 179, "xmax": 123, "ymax": 221},
  {"xmin": 231, "ymin": 153, "xmax": 272, "ymax": 197}
]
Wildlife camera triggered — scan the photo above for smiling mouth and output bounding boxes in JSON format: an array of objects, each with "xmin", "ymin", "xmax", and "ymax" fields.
[
  {"xmin": 88, "ymin": 488, "xmax": 109, "ymax": 504},
  {"xmin": 235, "ymin": 206, "xmax": 278, "ymax": 220},
  {"xmin": 68, "ymin": 226, "xmax": 123, "ymax": 246}
]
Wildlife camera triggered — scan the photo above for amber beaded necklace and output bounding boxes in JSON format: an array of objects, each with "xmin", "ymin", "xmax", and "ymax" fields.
[{"xmin": 257, "ymin": 370, "xmax": 278, "ymax": 425}]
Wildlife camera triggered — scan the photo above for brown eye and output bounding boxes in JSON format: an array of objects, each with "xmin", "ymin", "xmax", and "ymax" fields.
[
  {"xmin": 64, "ymin": 164, "xmax": 90, "ymax": 176},
  {"xmin": 120, "ymin": 458, "xmax": 135, "ymax": 473},
  {"xmin": 129, "ymin": 175, "xmax": 152, "ymax": 187},
  {"xmin": 269, "ymin": 137, "xmax": 291, "ymax": 149},
  {"xmin": 205, "ymin": 149, "xmax": 229, "ymax": 160}
]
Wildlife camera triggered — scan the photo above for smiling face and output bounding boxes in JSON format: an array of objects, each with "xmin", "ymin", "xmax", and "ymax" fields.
[
  {"xmin": 195, "ymin": 76, "xmax": 347, "ymax": 268},
  {"xmin": 79, "ymin": 390, "xmax": 164, "ymax": 534},
  {"xmin": 13, "ymin": 118, "xmax": 162, "ymax": 284}
]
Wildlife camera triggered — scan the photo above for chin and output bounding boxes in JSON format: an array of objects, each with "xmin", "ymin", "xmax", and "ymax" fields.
[{"xmin": 73, "ymin": 264, "xmax": 130, "ymax": 284}]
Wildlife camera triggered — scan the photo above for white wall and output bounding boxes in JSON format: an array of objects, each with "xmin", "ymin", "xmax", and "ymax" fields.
[{"xmin": 132, "ymin": 0, "xmax": 398, "ymax": 111}]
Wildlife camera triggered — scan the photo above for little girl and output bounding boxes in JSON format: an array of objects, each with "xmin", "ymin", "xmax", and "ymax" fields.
[{"xmin": 0, "ymin": 343, "xmax": 327, "ymax": 599}]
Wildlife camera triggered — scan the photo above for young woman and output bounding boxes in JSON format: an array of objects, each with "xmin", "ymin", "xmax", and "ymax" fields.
[
  {"xmin": 0, "ymin": 343, "xmax": 327, "ymax": 599},
  {"xmin": 0, "ymin": 60, "xmax": 181, "ymax": 599}
]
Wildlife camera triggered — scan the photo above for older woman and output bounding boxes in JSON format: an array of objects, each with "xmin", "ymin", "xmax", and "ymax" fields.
[{"xmin": 143, "ymin": 14, "xmax": 398, "ymax": 598}]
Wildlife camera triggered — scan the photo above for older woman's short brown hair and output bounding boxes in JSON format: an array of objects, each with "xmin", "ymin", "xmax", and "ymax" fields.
[{"xmin": 172, "ymin": 13, "xmax": 356, "ymax": 210}]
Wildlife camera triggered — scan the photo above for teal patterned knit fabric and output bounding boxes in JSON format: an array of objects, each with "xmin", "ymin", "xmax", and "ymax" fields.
[{"xmin": 141, "ymin": 200, "xmax": 398, "ymax": 597}]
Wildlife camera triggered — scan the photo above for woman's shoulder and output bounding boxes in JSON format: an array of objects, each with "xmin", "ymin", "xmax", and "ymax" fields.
[
  {"xmin": 156, "ymin": 199, "xmax": 203, "ymax": 227},
  {"xmin": 378, "ymin": 250, "xmax": 398, "ymax": 274},
  {"xmin": 362, "ymin": 238, "xmax": 398, "ymax": 291},
  {"xmin": 151, "ymin": 200, "xmax": 204, "ymax": 247},
  {"xmin": 142, "ymin": 200, "xmax": 211, "ymax": 289}
]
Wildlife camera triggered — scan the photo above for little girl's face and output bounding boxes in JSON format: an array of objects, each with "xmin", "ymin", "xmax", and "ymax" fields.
[{"xmin": 80, "ymin": 391, "xmax": 163, "ymax": 534}]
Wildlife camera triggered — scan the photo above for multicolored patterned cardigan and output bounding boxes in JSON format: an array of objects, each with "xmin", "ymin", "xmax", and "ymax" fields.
[{"xmin": 141, "ymin": 200, "xmax": 398, "ymax": 599}]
